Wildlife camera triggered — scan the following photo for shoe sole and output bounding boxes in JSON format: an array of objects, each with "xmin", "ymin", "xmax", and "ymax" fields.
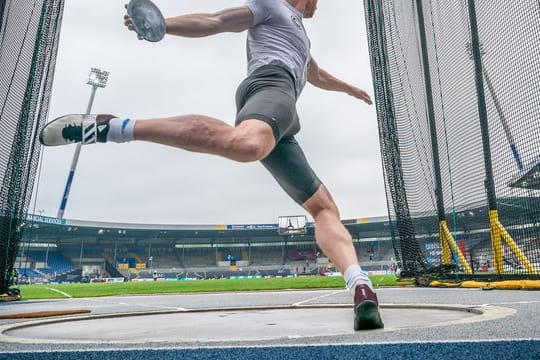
[{"xmin": 354, "ymin": 300, "xmax": 384, "ymax": 331}]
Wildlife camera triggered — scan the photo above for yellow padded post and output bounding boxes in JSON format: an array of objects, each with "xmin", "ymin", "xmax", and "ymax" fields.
[
  {"xmin": 489, "ymin": 210, "xmax": 537, "ymax": 275},
  {"xmin": 440, "ymin": 220, "xmax": 472, "ymax": 274},
  {"xmin": 497, "ymin": 219, "xmax": 537, "ymax": 275},
  {"xmin": 440, "ymin": 221, "xmax": 451, "ymax": 265},
  {"xmin": 489, "ymin": 210, "xmax": 504, "ymax": 274}
]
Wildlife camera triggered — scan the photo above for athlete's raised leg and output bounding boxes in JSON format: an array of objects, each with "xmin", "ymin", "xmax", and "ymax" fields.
[
  {"xmin": 134, "ymin": 115, "xmax": 275, "ymax": 162},
  {"xmin": 39, "ymin": 114, "xmax": 276, "ymax": 163}
]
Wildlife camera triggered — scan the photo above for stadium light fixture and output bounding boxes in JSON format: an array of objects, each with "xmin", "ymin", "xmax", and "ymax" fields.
[{"xmin": 86, "ymin": 68, "xmax": 109, "ymax": 88}]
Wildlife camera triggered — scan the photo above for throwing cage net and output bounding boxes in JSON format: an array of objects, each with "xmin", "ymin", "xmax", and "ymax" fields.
[
  {"xmin": 364, "ymin": 0, "xmax": 540, "ymax": 281},
  {"xmin": 0, "ymin": 0, "xmax": 64, "ymax": 294}
]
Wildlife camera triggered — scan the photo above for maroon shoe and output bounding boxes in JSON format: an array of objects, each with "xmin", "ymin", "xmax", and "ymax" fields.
[{"xmin": 353, "ymin": 284, "xmax": 384, "ymax": 330}]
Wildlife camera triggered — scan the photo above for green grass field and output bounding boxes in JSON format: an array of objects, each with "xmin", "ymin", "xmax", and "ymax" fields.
[{"xmin": 18, "ymin": 275, "xmax": 412, "ymax": 300}]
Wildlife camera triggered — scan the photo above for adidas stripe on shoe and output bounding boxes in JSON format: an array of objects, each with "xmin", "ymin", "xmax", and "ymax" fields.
[{"xmin": 39, "ymin": 114, "xmax": 116, "ymax": 146}]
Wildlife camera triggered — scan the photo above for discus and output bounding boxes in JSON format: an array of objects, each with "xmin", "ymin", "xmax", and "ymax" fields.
[{"xmin": 127, "ymin": 0, "xmax": 166, "ymax": 42}]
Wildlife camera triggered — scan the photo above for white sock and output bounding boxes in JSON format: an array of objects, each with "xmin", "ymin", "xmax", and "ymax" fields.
[
  {"xmin": 107, "ymin": 118, "xmax": 136, "ymax": 143},
  {"xmin": 344, "ymin": 264, "xmax": 373, "ymax": 295}
]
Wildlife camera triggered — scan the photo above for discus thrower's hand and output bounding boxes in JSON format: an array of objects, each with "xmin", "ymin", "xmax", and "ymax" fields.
[
  {"xmin": 124, "ymin": 4, "xmax": 144, "ymax": 40},
  {"xmin": 348, "ymin": 87, "xmax": 373, "ymax": 105}
]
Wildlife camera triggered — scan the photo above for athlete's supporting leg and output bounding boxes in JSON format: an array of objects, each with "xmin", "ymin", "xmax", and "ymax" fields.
[
  {"xmin": 303, "ymin": 184, "xmax": 383, "ymax": 330},
  {"xmin": 302, "ymin": 184, "xmax": 363, "ymax": 275}
]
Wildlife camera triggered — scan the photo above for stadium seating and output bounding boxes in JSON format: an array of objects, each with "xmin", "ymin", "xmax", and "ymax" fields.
[
  {"xmin": 15, "ymin": 268, "xmax": 41, "ymax": 282},
  {"xmin": 250, "ymin": 246, "xmax": 283, "ymax": 266},
  {"xmin": 17, "ymin": 250, "xmax": 75, "ymax": 278},
  {"xmin": 149, "ymin": 247, "xmax": 179, "ymax": 269},
  {"xmin": 287, "ymin": 248, "xmax": 316, "ymax": 261},
  {"xmin": 181, "ymin": 247, "xmax": 216, "ymax": 268}
]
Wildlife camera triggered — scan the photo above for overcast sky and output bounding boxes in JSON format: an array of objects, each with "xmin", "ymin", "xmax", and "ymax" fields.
[{"xmin": 31, "ymin": 0, "xmax": 388, "ymax": 225}]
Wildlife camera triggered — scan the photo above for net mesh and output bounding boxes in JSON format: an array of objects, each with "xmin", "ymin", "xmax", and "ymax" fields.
[
  {"xmin": 0, "ymin": 0, "xmax": 64, "ymax": 294},
  {"xmin": 364, "ymin": 0, "xmax": 540, "ymax": 280}
]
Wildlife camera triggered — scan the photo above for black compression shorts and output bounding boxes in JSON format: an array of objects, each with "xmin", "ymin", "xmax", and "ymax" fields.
[{"xmin": 235, "ymin": 65, "xmax": 322, "ymax": 205}]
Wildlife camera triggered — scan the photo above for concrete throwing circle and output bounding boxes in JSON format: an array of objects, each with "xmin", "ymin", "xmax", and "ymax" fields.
[{"xmin": 1, "ymin": 304, "xmax": 514, "ymax": 344}]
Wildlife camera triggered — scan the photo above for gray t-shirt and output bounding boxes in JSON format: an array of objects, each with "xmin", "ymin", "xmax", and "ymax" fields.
[{"xmin": 244, "ymin": 0, "xmax": 311, "ymax": 97}]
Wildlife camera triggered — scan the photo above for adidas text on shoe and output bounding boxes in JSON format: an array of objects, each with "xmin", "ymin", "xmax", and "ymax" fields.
[{"xmin": 353, "ymin": 284, "xmax": 384, "ymax": 331}]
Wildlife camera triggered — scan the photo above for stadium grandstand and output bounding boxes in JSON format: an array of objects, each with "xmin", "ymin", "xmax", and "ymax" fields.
[
  {"xmin": 14, "ymin": 201, "xmax": 517, "ymax": 285},
  {"xmin": 14, "ymin": 214, "xmax": 396, "ymax": 284}
]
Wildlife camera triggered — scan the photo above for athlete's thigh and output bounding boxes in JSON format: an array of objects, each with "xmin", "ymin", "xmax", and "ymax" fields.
[
  {"xmin": 237, "ymin": 88, "xmax": 300, "ymax": 140},
  {"xmin": 260, "ymin": 136, "xmax": 322, "ymax": 205}
]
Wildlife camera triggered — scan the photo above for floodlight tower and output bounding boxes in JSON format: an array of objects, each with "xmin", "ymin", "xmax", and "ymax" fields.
[{"xmin": 57, "ymin": 68, "xmax": 109, "ymax": 219}]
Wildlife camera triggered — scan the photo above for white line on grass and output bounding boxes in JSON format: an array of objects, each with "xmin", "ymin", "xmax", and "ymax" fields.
[{"xmin": 45, "ymin": 288, "xmax": 72, "ymax": 298}]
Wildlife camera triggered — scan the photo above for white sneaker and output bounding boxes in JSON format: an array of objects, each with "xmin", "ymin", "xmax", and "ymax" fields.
[{"xmin": 39, "ymin": 114, "xmax": 116, "ymax": 146}]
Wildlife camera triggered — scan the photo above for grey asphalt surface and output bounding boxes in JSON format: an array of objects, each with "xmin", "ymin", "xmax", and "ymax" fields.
[{"xmin": 0, "ymin": 287, "xmax": 539, "ymax": 352}]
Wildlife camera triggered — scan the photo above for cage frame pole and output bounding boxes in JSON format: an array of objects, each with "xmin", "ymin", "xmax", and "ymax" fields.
[
  {"xmin": 363, "ymin": 0, "xmax": 429, "ymax": 276},
  {"xmin": 415, "ymin": 0, "xmax": 471, "ymax": 274},
  {"xmin": 466, "ymin": 0, "xmax": 535, "ymax": 275}
]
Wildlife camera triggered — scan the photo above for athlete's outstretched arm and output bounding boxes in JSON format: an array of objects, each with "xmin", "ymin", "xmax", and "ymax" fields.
[
  {"xmin": 165, "ymin": 7, "xmax": 254, "ymax": 37},
  {"xmin": 124, "ymin": 6, "xmax": 254, "ymax": 39},
  {"xmin": 307, "ymin": 57, "xmax": 373, "ymax": 105}
]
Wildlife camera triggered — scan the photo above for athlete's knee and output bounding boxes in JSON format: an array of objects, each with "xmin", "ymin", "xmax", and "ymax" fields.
[
  {"xmin": 231, "ymin": 136, "xmax": 272, "ymax": 162},
  {"xmin": 230, "ymin": 121, "xmax": 275, "ymax": 162},
  {"xmin": 303, "ymin": 185, "xmax": 339, "ymax": 218}
]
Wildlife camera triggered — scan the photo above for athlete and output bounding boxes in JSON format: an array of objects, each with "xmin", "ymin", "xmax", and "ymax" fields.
[{"xmin": 40, "ymin": 0, "xmax": 384, "ymax": 330}]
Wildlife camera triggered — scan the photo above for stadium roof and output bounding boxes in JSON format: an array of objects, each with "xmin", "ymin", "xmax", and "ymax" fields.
[{"xmin": 21, "ymin": 214, "xmax": 392, "ymax": 243}]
